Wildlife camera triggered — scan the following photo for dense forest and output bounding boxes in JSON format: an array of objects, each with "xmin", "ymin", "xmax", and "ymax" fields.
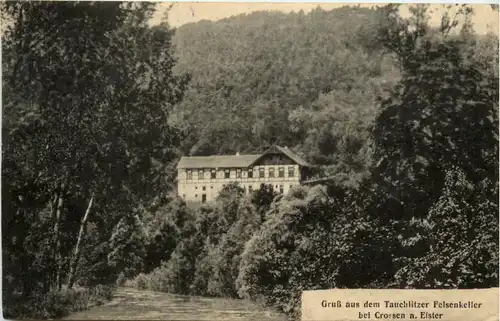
[
  {"xmin": 2, "ymin": 2, "xmax": 499, "ymax": 320},
  {"xmin": 170, "ymin": 6, "xmax": 401, "ymax": 185}
]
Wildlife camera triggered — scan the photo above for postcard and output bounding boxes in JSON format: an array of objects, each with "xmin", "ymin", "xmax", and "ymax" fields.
[{"xmin": 2, "ymin": 2, "xmax": 498, "ymax": 320}]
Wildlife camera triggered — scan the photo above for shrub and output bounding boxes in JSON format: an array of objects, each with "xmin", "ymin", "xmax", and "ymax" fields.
[
  {"xmin": 393, "ymin": 168, "xmax": 499, "ymax": 289},
  {"xmin": 144, "ymin": 198, "xmax": 189, "ymax": 273},
  {"xmin": 108, "ymin": 214, "xmax": 148, "ymax": 280},
  {"xmin": 127, "ymin": 273, "xmax": 153, "ymax": 290},
  {"xmin": 236, "ymin": 185, "xmax": 394, "ymax": 317},
  {"xmin": 116, "ymin": 272, "xmax": 126, "ymax": 286},
  {"xmin": 209, "ymin": 198, "xmax": 261, "ymax": 297},
  {"xmin": 3, "ymin": 285, "xmax": 116, "ymax": 319},
  {"xmin": 191, "ymin": 241, "xmax": 218, "ymax": 296},
  {"xmin": 251, "ymin": 183, "xmax": 278, "ymax": 222},
  {"xmin": 142, "ymin": 242, "xmax": 199, "ymax": 294}
]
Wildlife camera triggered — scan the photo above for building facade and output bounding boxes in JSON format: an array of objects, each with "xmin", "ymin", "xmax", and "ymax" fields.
[{"xmin": 176, "ymin": 145, "xmax": 312, "ymax": 202}]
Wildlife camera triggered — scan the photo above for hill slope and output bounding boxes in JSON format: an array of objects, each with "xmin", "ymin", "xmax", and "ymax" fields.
[{"xmin": 170, "ymin": 6, "xmax": 401, "ymax": 179}]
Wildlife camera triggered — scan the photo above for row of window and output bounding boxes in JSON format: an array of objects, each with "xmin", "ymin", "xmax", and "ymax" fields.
[
  {"xmin": 185, "ymin": 166, "xmax": 295, "ymax": 180},
  {"xmin": 183, "ymin": 183, "xmax": 293, "ymax": 201}
]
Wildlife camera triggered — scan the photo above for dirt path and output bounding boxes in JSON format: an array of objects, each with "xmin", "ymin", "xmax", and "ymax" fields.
[{"xmin": 65, "ymin": 287, "xmax": 288, "ymax": 320}]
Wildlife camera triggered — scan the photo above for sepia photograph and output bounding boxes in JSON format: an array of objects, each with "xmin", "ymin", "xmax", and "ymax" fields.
[{"xmin": 1, "ymin": 1, "xmax": 499, "ymax": 320}]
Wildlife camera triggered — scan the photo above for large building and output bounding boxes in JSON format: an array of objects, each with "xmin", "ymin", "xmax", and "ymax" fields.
[{"xmin": 176, "ymin": 145, "xmax": 312, "ymax": 202}]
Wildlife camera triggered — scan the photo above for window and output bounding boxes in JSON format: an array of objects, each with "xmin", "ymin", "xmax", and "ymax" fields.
[
  {"xmin": 288, "ymin": 166, "xmax": 295, "ymax": 178},
  {"xmin": 195, "ymin": 194, "xmax": 198, "ymax": 198},
  {"xmin": 279, "ymin": 185, "xmax": 284, "ymax": 194},
  {"xmin": 248, "ymin": 185, "xmax": 253, "ymax": 193},
  {"xmin": 211, "ymin": 169, "xmax": 216, "ymax": 179},
  {"xmin": 198, "ymin": 169, "xmax": 204, "ymax": 180},
  {"xmin": 236, "ymin": 168, "xmax": 242, "ymax": 178},
  {"xmin": 259, "ymin": 168, "xmax": 265, "ymax": 178},
  {"xmin": 248, "ymin": 168, "xmax": 253, "ymax": 178},
  {"xmin": 195, "ymin": 186, "xmax": 197, "ymax": 189},
  {"xmin": 182, "ymin": 194, "xmax": 186, "ymax": 198},
  {"xmin": 202, "ymin": 194, "xmax": 207, "ymax": 203},
  {"xmin": 202, "ymin": 186, "xmax": 206, "ymax": 191},
  {"xmin": 269, "ymin": 168, "xmax": 275, "ymax": 178},
  {"xmin": 224, "ymin": 169, "xmax": 230, "ymax": 179},
  {"xmin": 278, "ymin": 167, "xmax": 285, "ymax": 178},
  {"xmin": 186, "ymin": 170, "xmax": 192, "ymax": 180}
]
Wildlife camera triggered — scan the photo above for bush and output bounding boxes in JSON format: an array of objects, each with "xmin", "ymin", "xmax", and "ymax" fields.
[
  {"xmin": 209, "ymin": 198, "xmax": 261, "ymax": 297},
  {"xmin": 236, "ymin": 185, "xmax": 394, "ymax": 317},
  {"xmin": 393, "ymin": 168, "xmax": 499, "ymax": 289},
  {"xmin": 107, "ymin": 214, "xmax": 148, "ymax": 280},
  {"xmin": 3, "ymin": 285, "xmax": 116, "ymax": 319},
  {"xmin": 116, "ymin": 272, "xmax": 126, "ymax": 286},
  {"xmin": 144, "ymin": 198, "xmax": 189, "ymax": 273},
  {"xmin": 191, "ymin": 241, "xmax": 218, "ymax": 296},
  {"xmin": 128, "ymin": 192, "xmax": 262, "ymax": 299},
  {"xmin": 126, "ymin": 273, "xmax": 153, "ymax": 290},
  {"xmin": 131, "ymin": 247, "xmax": 197, "ymax": 294}
]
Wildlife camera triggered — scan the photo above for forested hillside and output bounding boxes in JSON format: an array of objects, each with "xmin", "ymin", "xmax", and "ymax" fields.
[{"xmin": 170, "ymin": 6, "xmax": 401, "ymax": 183}]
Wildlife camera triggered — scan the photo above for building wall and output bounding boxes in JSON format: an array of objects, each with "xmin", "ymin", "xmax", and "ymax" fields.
[{"xmin": 177, "ymin": 164, "xmax": 302, "ymax": 202}]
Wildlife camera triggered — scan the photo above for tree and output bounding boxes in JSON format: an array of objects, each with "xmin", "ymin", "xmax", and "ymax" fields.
[
  {"xmin": 209, "ymin": 198, "xmax": 260, "ymax": 297},
  {"xmin": 144, "ymin": 197, "xmax": 189, "ymax": 273},
  {"xmin": 237, "ymin": 185, "xmax": 394, "ymax": 316},
  {"xmin": 394, "ymin": 167, "xmax": 499, "ymax": 288},
  {"xmin": 2, "ymin": 1, "xmax": 188, "ymax": 296},
  {"xmin": 107, "ymin": 214, "xmax": 148, "ymax": 279},
  {"xmin": 215, "ymin": 182, "xmax": 246, "ymax": 229},
  {"xmin": 371, "ymin": 4, "xmax": 498, "ymax": 221},
  {"xmin": 170, "ymin": 6, "xmax": 397, "ymax": 157},
  {"xmin": 250, "ymin": 183, "xmax": 278, "ymax": 222},
  {"xmin": 369, "ymin": 3, "xmax": 498, "ymax": 289}
]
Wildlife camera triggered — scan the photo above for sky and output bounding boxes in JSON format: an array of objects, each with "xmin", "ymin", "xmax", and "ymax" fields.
[{"xmin": 150, "ymin": 3, "xmax": 499, "ymax": 34}]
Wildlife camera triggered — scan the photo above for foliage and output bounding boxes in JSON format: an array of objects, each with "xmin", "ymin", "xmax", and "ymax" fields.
[
  {"xmin": 108, "ymin": 214, "xmax": 148, "ymax": 279},
  {"xmin": 140, "ymin": 7, "xmax": 496, "ymax": 318},
  {"xmin": 393, "ymin": 167, "xmax": 499, "ymax": 288},
  {"xmin": 143, "ymin": 197, "xmax": 189, "ymax": 273},
  {"xmin": 75, "ymin": 223, "xmax": 116, "ymax": 286},
  {"xmin": 209, "ymin": 198, "xmax": 261, "ymax": 297},
  {"xmin": 366, "ymin": 4, "xmax": 499, "ymax": 293},
  {"xmin": 251, "ymin": 183, "xmax": 279, "ymax": 222},
  {"xmin": 129, "ymin": 188, "xmax": 262, "ymax": 299},
  {"xmin": 236, "ymin": 185, "xmax": 394, "ymax": 317},
  {"xmin": 170, "ymin": 6, "xmax": 399, "ymax": 181},
  {"xmin": 3, "ymin": 285, "xmax": 116, "ymax": 320},
  {"xmin": 372, "ymin": 4, "xmax": 498, "ymax": 221},
  {"xmin": 2, "ymin": 1, "xmax": 188, "ymax": 316}
]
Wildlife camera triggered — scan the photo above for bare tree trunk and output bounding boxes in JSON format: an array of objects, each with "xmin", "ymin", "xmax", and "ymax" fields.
[
  {"xmin": 67, "ymin": 194, "xmax": 94, "ymax": 289},
  {"xmin": 53, "ymin": 183, "xmax": 65, "ymax": 290},
  {"xmin": 48, "ymin": 191, "xmax": 59, "ymax": 288}
]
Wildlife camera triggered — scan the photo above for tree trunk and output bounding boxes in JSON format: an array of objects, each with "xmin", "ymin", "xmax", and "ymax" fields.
[
  {"xmin": 67, "ymin": 194, "xmax": 94, "ymax": 289},
  {"xmin": 48, "ymin": 191, "xmax": 59, "ymax": 288},
  {"xmin": 53, "ymin": 184, "xmax": 65, "ymax": 290}
]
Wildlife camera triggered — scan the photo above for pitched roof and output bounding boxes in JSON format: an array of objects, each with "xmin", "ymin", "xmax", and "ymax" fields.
[
  {"xmin": 177, "ymin": 154, "xmax": 261, "ymax": 169},
  {"xmin": 176, "ymin": 145, "xmax": 312, "ymax": 169},
  {"xmin": 274, "ymin": 145, "xmax": 311, "ymax": 167}
]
